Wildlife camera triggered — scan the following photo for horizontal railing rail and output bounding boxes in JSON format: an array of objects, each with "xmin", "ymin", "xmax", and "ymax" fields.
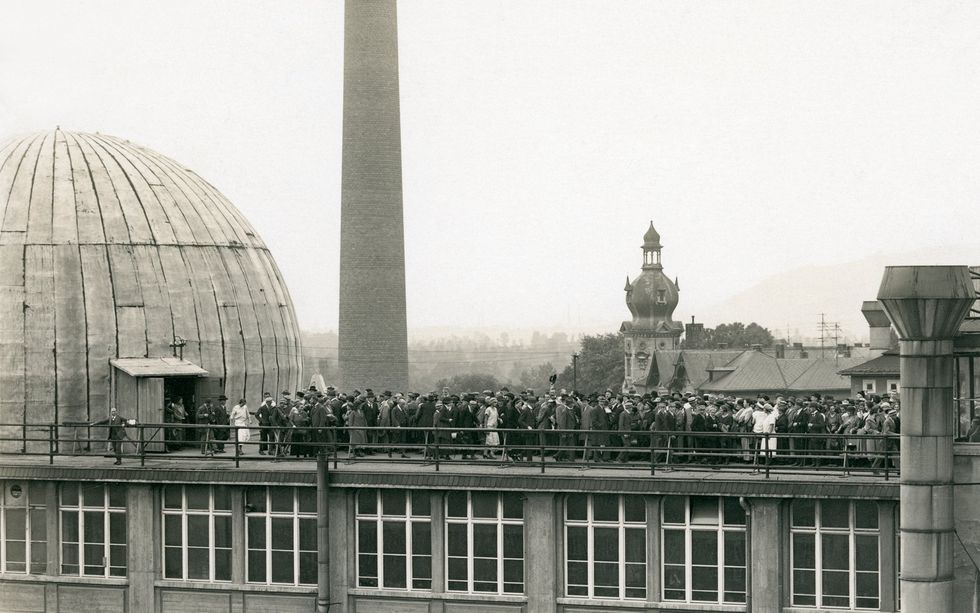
[{"xmin": 0, "ymin": 422, "xmax": 900, "ymax": 479}]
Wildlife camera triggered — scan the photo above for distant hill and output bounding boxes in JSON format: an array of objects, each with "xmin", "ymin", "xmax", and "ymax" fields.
[{"xmin": 694, "ymin": 244, "xmax": 977, "ymax": 342}]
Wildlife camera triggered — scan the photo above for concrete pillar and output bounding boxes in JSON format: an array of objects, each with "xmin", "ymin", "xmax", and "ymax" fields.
[
  {"xmin": 525, "ymin": 493, "xmax": 557, "ymax": 613},
  {"xmin": 328, "ymin": 490, "xmax": 350, "ymax": 613},
  {"xmin": 748, "ymin": 498, "xmax": 783, "ymax": 613},
  {"xmin": 878, "ymin": 265, "xmax": 974, "ymax": 613},
  {"xmin": 127, "ymin": 484, "xmax": 155, "ymax": 613}
]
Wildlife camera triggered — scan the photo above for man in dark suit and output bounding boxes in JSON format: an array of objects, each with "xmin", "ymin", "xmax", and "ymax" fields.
[
  {"xmin": 255, "ymin": 393, "xmax": 276, "ymax": 455},
  {"xmin": 95, "ymin": 407, "xmax": 135, "ymax": 465}
]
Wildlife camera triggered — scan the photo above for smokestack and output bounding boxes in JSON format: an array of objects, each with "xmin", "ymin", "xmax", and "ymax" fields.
[
  {"xmin": 861, "ymin": 300, "xmax": 893, "ymax": 351},
  {"xmin": 338, "ymin": 0, "xmax": 409, "ymax": 391},
  {"xmin": 878, "ymin": 265, "xmax": 974, "ymax": 613}
]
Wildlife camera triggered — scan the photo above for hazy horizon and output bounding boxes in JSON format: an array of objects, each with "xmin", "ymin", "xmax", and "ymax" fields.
[{"xmin": 3, "ymin": 1, "xmax": 977, "ymax": 334}]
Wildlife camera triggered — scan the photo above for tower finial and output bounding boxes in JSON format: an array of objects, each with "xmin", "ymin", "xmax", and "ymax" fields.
[{"xmin": 624, "ymin": 276, "xmax": 631, "ymax": 292}]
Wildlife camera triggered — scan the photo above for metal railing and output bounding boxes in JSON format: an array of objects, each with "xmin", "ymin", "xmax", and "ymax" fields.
[{"xmin": 0, "ymin": 422, "xmax": 899, "ymax": 479}]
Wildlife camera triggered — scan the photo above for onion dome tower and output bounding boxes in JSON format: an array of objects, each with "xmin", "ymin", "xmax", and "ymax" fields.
[
  {"xmin": 0, "ymin": 130, "xmax": 302, "ymax": 450},
  {"xmin": 621, "ymin": 222, "xmax": 683, "ymax": 392}
]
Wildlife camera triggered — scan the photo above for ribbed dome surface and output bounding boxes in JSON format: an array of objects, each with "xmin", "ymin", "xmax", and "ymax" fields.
[
  {"xmin": 626, "ymin": 271, "xmax": 680, "ymax": 326},
  {"xmin": 0, "ymin": 130, "xmax": 301, "ymax": 439}
]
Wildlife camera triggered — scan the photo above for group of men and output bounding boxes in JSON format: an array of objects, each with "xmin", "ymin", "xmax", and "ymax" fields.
[{"xmin": 157, "ymin": 385, "xmax": 901, "ymax": 470}]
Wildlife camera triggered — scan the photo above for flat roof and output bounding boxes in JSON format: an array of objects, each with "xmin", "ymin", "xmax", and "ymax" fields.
[{"xmin": 110, "ymin": 357, "xmax": 208, "ymax": 378}]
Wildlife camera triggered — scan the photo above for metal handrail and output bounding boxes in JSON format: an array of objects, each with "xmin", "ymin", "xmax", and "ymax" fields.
[{"xmin": 0, "ymin": 422, "xmax": 901, "ymax": 479}]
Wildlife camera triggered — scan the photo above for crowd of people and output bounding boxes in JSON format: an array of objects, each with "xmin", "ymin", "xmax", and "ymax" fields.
[{"xmin": 161, "ymin": 385, "xmax": 902, "ymax": 471}]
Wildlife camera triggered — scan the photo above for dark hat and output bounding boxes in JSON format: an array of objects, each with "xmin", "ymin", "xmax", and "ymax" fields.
[
  {"xmin": 383, "ymin": 390, "xmax": 392, "ymax": 397},
  {"xmin": 309, "ymin": 385, "xmax": 317, "ymax": 391},
  {"xmin": 217, "ymin": 394, "xmax": 228, "ymax": 401},
  {"xmin": 366, "ymin": 389, "xmax": 375, "ymax": 398},
  {"xmin": 281, "ymin": 390, "xmax": 291, "ymax": 396},
  {"xmin": 296, "ymin": 391, "xmax": 305, "ymax": 398},
  {"xmin": 263, "ymin": 391, "xmax": 271, "ymax": 397}
]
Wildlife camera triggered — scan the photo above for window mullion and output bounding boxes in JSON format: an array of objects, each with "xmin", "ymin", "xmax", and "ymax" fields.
[
  {"xmin": 377, "ymin": 491, "xmax": 384, "ymax": 588},
  {"xmin": 103, "ymin": 493, "xmax": 110, "ymax": 578},
  {"xmin": 685, "ymin": 527, "xmax": 692, "ymax": 602},
  {"xmin": 265, "ymin": 489, "xmax": 272, "ymax": 584},
  {"xmin": 718, "ymin": 526, "xmax": 724, "ymax": 603},
  {"xmin": 587, "ymin": 498, "xmax": 594, "ymax": 598}
]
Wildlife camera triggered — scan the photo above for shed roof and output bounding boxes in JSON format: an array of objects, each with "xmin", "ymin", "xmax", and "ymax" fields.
[{"xmin": 110, "ymin": 357, "xmax": 208, "ymax": 378}]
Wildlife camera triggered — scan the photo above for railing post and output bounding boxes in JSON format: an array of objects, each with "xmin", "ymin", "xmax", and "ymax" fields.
[
  {"xmin": 764, "ymin": 435, "xmax": 771, "ymax": 479},
  {"xmin": 234, "ymin": 426, "xmax": 240, "ymax": 469},
  {"xmin": 434, "ymin": 428, "xmax": 440, "ymax": 472},
  {"xmin": 649, "ymin": 434, "xmax": 656, "ymax": 476},
  {"xmin": 540, "ymin": 433, "xmax": 546, "ymax": 475},
  {"xmin": 139, "ymin": 425, "xmax": 145, "ymax": 466},
  {"xmin": 48, "ymin": 425, "xmax": 54, "ymax": 465}
]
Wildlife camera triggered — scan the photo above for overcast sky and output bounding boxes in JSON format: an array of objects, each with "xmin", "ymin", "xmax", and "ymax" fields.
[{"xmin": 2, "ymin": 1, "xmax": 977, "ymax": 335}]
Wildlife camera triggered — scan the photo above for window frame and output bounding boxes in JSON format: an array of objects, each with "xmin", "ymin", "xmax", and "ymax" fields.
[
  {"xmin": 790, "ymin": 499, "xmax": 881, "ymax": 610},
  {"xmin": 161, "ymin": 485, "xmax": 232, "ymax": 583},
  {"xmin": 445, "ymin": 491, "xmax": 524, "ymax": 595},
  {"xmin": 59, "ymin": 483, "xmax": 127, "ymax": 578},
  {"xmin": 244, "ymin": 486, "xmax": 317, "ymax": 586},
  {"xmin": 355, "ymin": 489, "xmax": 432, "ymax": 591},
  {"xmin": 862, "ymin": 380, "xmax": 877, "ymax": 394},
  {"xmin": 0, "ymin": 481, "xmax": 46, "ymax": 575},
  {"xmin": 564, "ymin": 493, "xmax": 647, "ymax": 600},
  {"xmin": 660, "ymin": 496, "xmax": 746, "ymax": 604}
]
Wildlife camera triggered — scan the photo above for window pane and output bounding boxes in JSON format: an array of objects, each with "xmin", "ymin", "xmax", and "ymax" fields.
[
  {"xmin": 692, "ymin": 531, "xmax": 718, "ymax": 565},
  {"xmin": 298, "ymin": 551, "xmax": 315, "ymax": 584},
  {"xmin": 792, "ymin": 499, "xmax": 815, "ymax": 527},
  {"xmin": 413, "ymin": 554, "xmax": 432, "ymax": 581},
  {"xmin": 567, "ymin": 495, "xmax": 587, "ymax": 521},
  {"xmin": 30, "ymin": 507, "xmax": 46, "ymax": 540},
  {"xmin": 164, "ymin": 515, "xmax": 182, "ymax": 547},
  {"xmin": 61, "ymin": 483, "xmax": 79, "ymax": 507},
  {"xmin": 793, "ymin": 534, "xmax": 816, "ymax": 569},
  {"xmin": 448, "ymin": 556, "xmax": 467, "ymax": 582},
  {"xmin": 822, "ymin": 534, "xmax": 850, "ymax": 571},
  {"xmin": 503, "ymin": 524, "xmax": 523, "ymax": 559},
  {"xmin": 30, "ymin": 541, "xmax": 47, "ymax": 574},
  {"xmin": 567, "ymin": 526, "xmax": 588, "ymax": 561},
  {"xmin": 447, "ymin": 523, "xmax": 467, "ymax": 557},
  {"xmin": 474, "ymin": 558, "xmax": 496, "ymax": 583},
  {"xmin": 692, "ymin": 566, "xmax": 718, "ymax": 600},
  {"xmin": 723, "ymin": 498, "xmax": 745, "ymax": 526},
  {"xmin": 593, "ymin": 561, "xmax": 618, "ymax": 589},
  {"xmin": 248, "ymin": 550, "xmax": 266, "ymax": 583},
  {"xmin": 271, "ymin": 517, "xmax": 293, "ymax": 550},
  {"xmin": 625, "ymin": 527, "xmax": 645, "ymax": 563},
  {"xmin": 857, "ymin": 571, "xmax": 880, "ymax": 599},
  {"xmin": 664, "ymin": 564, "xmax": 685, "ymax": 593},
  {"xmin": 412, "ymin": 522, "xmax": 431, "ymax": 556},
  {"xmin": 299, "ymin": 518, "xmax": 316, "ymax": 551},
  {"xmin": 625, "ymin": 562, "xmax": 646, "ymax": 589},
  {"xmin": 81, "ymin": 484, "xmax": 103, "ymax": 508},
  {"xmin": 504, "ymin": 558, "xmax": 523, "ymax": 583},
  {"xmin": 213, "ymin": 485, "xmax": 231, "ymax": 512},
  {"xmin": 248, "ymin": 517, "xmax": 266, "ymax": 549},
  {"xmin": 447, "ymin": 492, "xmax": 467, "ymax": 518},
  {"xmin": 502, "ymin": 493, "xmax": 523, "ymax": 519},
  {"xmin": 297, "ymin": 488, "xmax": 316, "ymax": 514},
  {"xmin": 83, "ymin": 511, "xmax": 104, "ymax": 542},
  {"xmin": 109, "ymin": 513, "xmax": 126, "ymax": 545},
  {"xmin": 856, "ymin": 535, "xmax": 879, "ymax": 571},
  {"xmin": 690, "ymin": 497, "xmax": 718, "ymax": 525},
  {"xmin": 107, "ymin": 485, "xmax": 125, "ymax": 509},
  {"xmin": 823, "ymin": 569, "xmax": 850, "ymax": 599},
  {"xmin": 187, "ymin": 515, "xmax": 209, "ymax": 545},
  {"xmin": 357, "ymin": 490, "xmax": 377, "ymax": 516},
  {"xmin": 245, "ymin": 486, "xmax": 267, "ymax": 513},
  {"xmin": 593, "ymin": 527, "xmax": 619, "ymax": 562},
  {"xmin": 5, "ymin": 508, "xmax": 26, "ymax": 540},
  {"xmin": 163, "ymin": 486, "xmax": 181, "ymax": 509},
  {"xmin": 473, "ymin": 524, "xmax": 497, "ymax": 558},
  {"xmin": 271, "ymin": 550, "xmax": 293, "ymax": 583},
  {"xmin": 663, "ymin": 529, "xmax": 685, "ymax": 565},
  {"xmin": 472, "ymin": 492, "xmax": 497, "ymax": 518},
  {"xmin": 821, "ymin": 500, "xmax": 849, "ymax": 529},
  {"xmin": 214, "ymin": 516, "xmax": 232, "ymax": 549},
  {"xmin": 62, "ymin": 511, "xmax": 78, "ymax": 542},
  {"xmin": 411, "ymin": 491, "xmax": 430, "ymax": 517},
  {"xmin": 382, "ymin": 521, "xmax": 406, "ymax": 555},
  {"xmin": 185, "ymin": 486, "xmax": 209, "ymax": 510},
  {"xmin": 624, "ymin": 496, "xmax": 645, "ymax": 523},
  {"xmin": 663, "ymin": 496, "xmax": 685, "ymax": 524},
  {"xmin": 568, "ymin": 560, "xmax": 588, "ymax": 588},
  {"xmin": 855, "ymin": 501, "xmax": 878, "ymax": 530},
  {"xmin": 383, "ymin": 554, "xmax": 407, "ymax": 588},
  {"xmin": 270, "ymin": 487, "xmax": 293, "ymax": 513},
  {"xmin": 357, "ymin": 554, "xmax": 376, "ymax": 585},
  {"xmin": 725, "ymin": 567, "xmax": 746, "ymax": 598},
  {"xmin": 724, "ymin": 531, "xmax": 746, "ymax": 566},
  {"xmin": 187, "ymin": 547, "xmax": 209, "ymax": 579},
  {"xmin": 164, "ymin": 547, "xmax": 182, "ymax": 578},
  {"xmin": 214, "ymin": 549, "xmax": 231, "ymax": 581},
  {"xmin": 593, "ymin": 495, "xmax": 618, "ymax": 522},
  {"xmin": 382, "ymin": 490, "xmax": 406, "ymax": 516}
]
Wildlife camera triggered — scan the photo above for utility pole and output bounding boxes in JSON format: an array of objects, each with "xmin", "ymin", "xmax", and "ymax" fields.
[
  {"xmin": 572, "ymin": 353, "xmax": 579, "ymax": 391},
  {"xmin": 819, "ymin": 313, "xmax": 825, "ymax": 359}
]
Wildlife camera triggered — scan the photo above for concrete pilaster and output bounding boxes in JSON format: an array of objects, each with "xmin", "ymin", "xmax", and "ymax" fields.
[
  {"xmin": 127, "ymin": 484, "xmax": 155, "ymax": 613},
  {"xmin": 525, "ymin": 492, "xmax": 557, "ymax": 613},
  {"xmin": 328, "ymin": 489, "xmax": 350, "ymax": 613},
  {"xmin": 749, "ymin": 498, "xmax": 782, "ymax": 613},
  {"xmin": 645, "ymin": 495, "xmax": 661, "ymax": 603}
]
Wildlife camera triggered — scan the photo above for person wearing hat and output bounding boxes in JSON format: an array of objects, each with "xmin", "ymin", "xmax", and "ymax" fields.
[
  {"xmin": 94, "ymin": 407, "xmax": 136, "ymax": 465},
  {"xmin": 345, "ymin": 400, "xmax": 368, "ymax": 460},
  {"xmin": 255, "ymin": 392, "xmax": 276, "ymax": 455},
  {"xmin": 362, "ymin": 390, "xmax": 379, "ymax": 455},
  {"xmin": 196, "ymin": 398, "xmax": 217, "ymax": 457},
  {"xmin": 212, "ymin": 395, "xmax": 230, "ymax": 453},
  {"xmin": 229, "ymin": 397, "xmax": 253, "ymax": 455}
]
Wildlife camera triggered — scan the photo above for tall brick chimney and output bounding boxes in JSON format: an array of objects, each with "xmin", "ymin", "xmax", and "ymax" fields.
[
  {"xmin": 878, "ymin": 265, "xmax": 973, "ymax": 613},
  {"xmin": 339, "ymin": 0, "xmax": 409, "ymax": 391}
]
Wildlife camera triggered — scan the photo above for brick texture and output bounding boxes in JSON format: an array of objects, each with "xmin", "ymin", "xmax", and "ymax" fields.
[{"xmin": 338, "ymin": 0, "xmax": 409, "ymax": 392}]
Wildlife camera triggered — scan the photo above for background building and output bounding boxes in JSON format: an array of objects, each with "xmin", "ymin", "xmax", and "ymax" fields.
[
  {"xmin": 0, "ymin": 130, "xmax": 303, "ymax": 451},
  {"xmin": 621, "ymin": 223, "xmax": 683, "ymax": 393}
]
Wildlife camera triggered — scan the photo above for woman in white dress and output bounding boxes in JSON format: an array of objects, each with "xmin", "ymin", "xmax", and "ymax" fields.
[
  {"xmin": 229, "ymin": 399, "xmax": 252, "ymax": 455},
  {"xmin": 483, "ymin": 400, "xmax": 500, "ymax": 458}
]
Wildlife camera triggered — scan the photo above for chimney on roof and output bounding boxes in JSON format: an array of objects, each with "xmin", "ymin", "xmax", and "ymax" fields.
[
  {"xmin": 775, "ymin": 343, "xmax": 786, "ymax": 358},
  {"xmin": 751, "ymin": 344, "xmax": 762, "ymax": 351},
  {"xmin": 793, "ymin": 342, "xmax": 804, "ymax": 350},
  {"xmin": 862, "ymin": 300, "xmax": 893, "ymax": 351}
]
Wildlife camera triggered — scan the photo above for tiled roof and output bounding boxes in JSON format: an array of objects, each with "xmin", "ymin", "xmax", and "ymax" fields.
[
  {"xmin": 838, "ymin": 353, "xmax": 900, "ymax": 376},
  {"xmin": 700, "ymin": 351, "xmax": 862, "ymax": 394}
]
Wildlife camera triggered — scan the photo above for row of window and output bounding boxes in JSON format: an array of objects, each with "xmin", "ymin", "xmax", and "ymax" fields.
[{"xmin": 0, "ymin": 482, "xmax": 893, "ymax": 609}]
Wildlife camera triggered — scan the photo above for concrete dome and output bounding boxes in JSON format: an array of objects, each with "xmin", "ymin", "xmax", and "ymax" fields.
[
  {"xmin": 0, "ymin": 130, "xmax": 301, "ymax": 442},
  {"xmin": 625, "ymin": 270, "xmax": 680, "ymax": 327}
]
